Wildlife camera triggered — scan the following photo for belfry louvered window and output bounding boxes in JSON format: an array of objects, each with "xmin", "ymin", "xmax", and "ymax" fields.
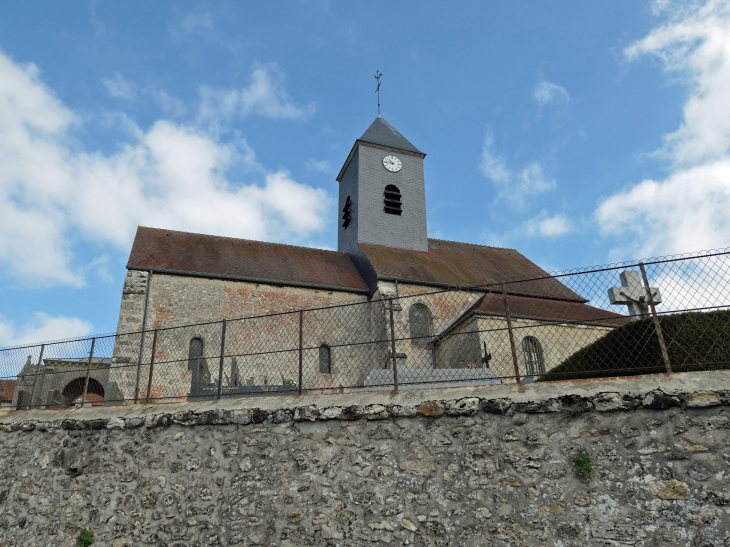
[
  {"xmin": 342, "ymin": 196, "xmax": 352, "ymax": 228},
  {"xmin": 384, "ymin": 185, "xmax": 402, "ymax": 215}
]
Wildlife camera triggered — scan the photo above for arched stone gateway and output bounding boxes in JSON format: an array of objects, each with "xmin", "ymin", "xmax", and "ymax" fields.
[{"xmin": 62, "ymin": 377, "xmax": 105, "ymax": 406}]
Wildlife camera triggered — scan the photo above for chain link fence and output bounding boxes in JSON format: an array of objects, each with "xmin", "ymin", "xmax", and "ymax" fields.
[{"xmin": 3, "ymin": 248, "xmax": 730, "ymax": 410}]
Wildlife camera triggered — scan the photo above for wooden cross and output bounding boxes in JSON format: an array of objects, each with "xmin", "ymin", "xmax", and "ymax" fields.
[
  {"xmin": 481, "ymin": 342, "xmax": 492, "ymax": 368},
  {"xmin": 608, "ymin": 270, "xmax": 662, "ymax": 321}
]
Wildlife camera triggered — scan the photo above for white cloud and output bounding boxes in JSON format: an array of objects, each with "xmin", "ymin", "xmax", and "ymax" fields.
[
  {"xmin": 596, "ymin": 0, "xmax": 730, "ymax": 257},
  {"xmin": 180, "ymin": 12, "xmax": 214, "ymax": 33},
  {"xmin": 532, "ymin": 81, "xmax": 570, "ymax": 107},
  {"xmin": 625, "ymin": 0, "xmax": 730, "ymax": 167},
  {"xmin": 480, "ymin": 129, "xmax": 556, "ymax": 208},
  {"xmin": 482, "ymin": 210, "xmax": 572, "ymax": 247},
  {"xmin": 0, "ymin": 49, "xmax": 330, "ymax": 287},
  {"xmin": 522, "ymin": 211, "xmax": 572, "ymax": 238},
  {"xmin": 102, "ymin": 73, "xmax": 137, "ymax": 101},
  {"xmin": 147, "ymin": 87, "xmax": 187, "ymax": 117},
  {"xmin": 596, "ymin": 159, "xmax": 730, "ymax": 255},
  {"xmin": 305, "ymin": 158, "xmax": 334, "ymax": 173},
  {"xmin": 479, "ymin": 130, "xmax": 510, "ymax": 184},
  {"xmin": 198, "ymin": 63, "xmax": 315, "ymax": 126},
  {"xmin": 0, "ymin": 313, "xmax": 93, "ymax": 348}
]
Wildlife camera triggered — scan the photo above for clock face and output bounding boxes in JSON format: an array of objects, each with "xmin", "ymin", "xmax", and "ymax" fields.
[{"xmin": 382, "ymin": 155, "xmax": 402, "ymax": 172}]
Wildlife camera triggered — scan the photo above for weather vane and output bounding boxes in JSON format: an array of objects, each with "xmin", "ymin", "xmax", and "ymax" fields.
[{"xmin": 374, "ymin": 70, "xmax": 382, "ymax": 115}]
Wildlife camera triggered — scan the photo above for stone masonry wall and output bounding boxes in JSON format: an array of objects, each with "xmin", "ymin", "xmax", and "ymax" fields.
[
  {"xmin": 109, "ymin": 272, "xmax": 370, "ymax": 402},
  {"xmin": 2, "ymin": 371, "xmax": 730, "ymax": 546}
]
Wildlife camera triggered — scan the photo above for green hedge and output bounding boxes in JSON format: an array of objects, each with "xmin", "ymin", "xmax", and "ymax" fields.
[{"xmin": 538, "ymin": 310, "xmax": 730, "ymax": 382}]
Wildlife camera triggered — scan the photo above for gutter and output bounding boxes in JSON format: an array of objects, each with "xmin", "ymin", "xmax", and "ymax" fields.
[{"xmin": 127, "ymin": 266, "xmax": 370, "ymax": 295}]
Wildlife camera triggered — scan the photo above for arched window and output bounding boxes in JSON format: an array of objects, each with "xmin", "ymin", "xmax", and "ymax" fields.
[
  {"xmin": 409, "ymin": 304, "xmax": 432, "ymax": 346},
  {"xmin": 188, "ymin": 338, "xmax": 210, "ymax": 394},
  {"xmin": 384, "ymin": 185, "xmax": 402, "ymax": 215},
  {"xmin": 522, "ymin": 337, "xmax": 545, "ymax": 376},
  {"xmin": 319, "ymin": 345, "xmax": 331, "ymax": 374},
  {"xmin": 188, "ymin": 338, "xmax": 203, "ymax": 370},
  {"xmin": 342, "ymin": 196, "xmax": 352, "ymax": 228}
]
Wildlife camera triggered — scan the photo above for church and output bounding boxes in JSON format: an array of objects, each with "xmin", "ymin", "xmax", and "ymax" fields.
[{"xmin": 104, "ymin": 115, "xmax": 625, "ymax": 404}]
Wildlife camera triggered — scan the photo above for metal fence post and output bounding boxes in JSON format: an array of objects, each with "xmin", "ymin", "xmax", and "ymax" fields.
[
  {"xmin": 145, "ymin": 329, "xmax": 159, "ymax": 404},
  {"xmin": 134, "ymin": 331, "xmax": 146, "ymax": 404},
  {"xmin": 389, "ymin": 298, "xmax": 399, "ymax": 391},
  {"xmin": 502, "ymin": 283, "xmax": 521, "ymax": 383},
  {"xmin": 81, "ymin": 338, "xmax": 96, "ymax": 406},
  {"xmin": 28, "ymin": 344, "xmax": 45, "ymax": 410},
  {"xmin": 217, "ymin": 320, "xmax": 227, "ymax": 400},
  {"xmin": 639, "ymin": 263, "xmax": 672, "ymax": 373},
  {"xmin": 298, "ymin": 310, "xmax": 303, "ymax": 395}
]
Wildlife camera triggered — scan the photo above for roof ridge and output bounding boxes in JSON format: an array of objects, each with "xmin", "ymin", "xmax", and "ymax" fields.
[
  {"xmin": 138, "ymin": 226, "xmax": 341, "ymax": 255},
  {"xmin": 427, "ymin": 237, "xmax": 517, "ymax": 252}
]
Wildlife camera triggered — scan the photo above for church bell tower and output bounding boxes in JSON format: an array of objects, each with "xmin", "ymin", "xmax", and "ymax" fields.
[{"xmin": 336, "ymin": 115, "xmax": 428, "ymax": 257}]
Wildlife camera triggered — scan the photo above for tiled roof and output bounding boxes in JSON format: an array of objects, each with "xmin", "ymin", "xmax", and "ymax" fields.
[
  {"xmin": 433, "ymin": 292, "xmax": 628, "ymax": 342},
  {"xmin": 470, "ymin": 292, "xmax": 628, "ymax": 326},
  {"xmin": 359, "ymin": 239, "xmax": 586, "ymax": 301},
  {"xmin": 359, "ymin": 115, "xmax": 423, "ymax": 155},
  {"xmin": 0, "ymin": 379, "xmax": 16, "ymax": 402},
  {"xmin": 127, "ymin": 227, "xmax": 370, "ymax": 293}
]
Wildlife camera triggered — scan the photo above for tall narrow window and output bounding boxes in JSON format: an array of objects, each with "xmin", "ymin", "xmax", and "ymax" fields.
[
  {"xmin": 319, "ymin": 345, "xmax": 331, "ymax": 374},
  {"xmin": 188, "ymin": 338, "xmax": 203, "ymax": 370},
  {"xmin": 342, "ymin": 196, "xmax": 352, "ymax": 228},
  {"xmin": 384, "ymin": 185, "xmax": 402, "ymax": 215},
  {"xmin": 522, "ymin": 337, "xmax": 545, "ymax": 376},
  {"xmin": 409, "ymin": 304, "xmax": 432, "ymax": 346},
  {"xmin": 189, "ymin": 338, "xmax": 210, "ymax": 394}
]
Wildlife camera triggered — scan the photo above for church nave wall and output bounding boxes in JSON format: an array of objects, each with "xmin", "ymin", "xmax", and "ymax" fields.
[{"xmin": 108, "ymin": 272, "xmax": 373, "ymax": 403}]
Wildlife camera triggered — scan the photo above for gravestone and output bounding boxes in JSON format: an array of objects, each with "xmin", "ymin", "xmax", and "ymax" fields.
[
  {"xmin": 190, "ymin": 358, "xmax": 212, "ymax": 396},
  {"xmin": 15, "ymin": 391, "xmax": 29, "ymax": 410},
  {"xmin": 608, "ymin": 270, "xmax": 662, "ymax": 321},
  {"xmin": 361, "ymin": 365, "xmax": 501, "ymax": 391},
  {"xmin": 164, "ymin": 387, "xmax": 177, "ymax": 403},
  {"xmin": 230, "ymin": 357, "xmax": 240, "ymax": 387},
  {"xmin": 103, "ymin": 381, "xmax": 125, "ymax": 406},
  {"xmin": 45, "ymin": 390, "xmax": 68, "ymax": 409}
]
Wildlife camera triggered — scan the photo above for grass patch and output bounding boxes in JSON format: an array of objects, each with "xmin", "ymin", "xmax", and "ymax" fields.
[
  {"xmin": 77, "ymin": 528, "xmax": 94, "ymax": 547},
  {"xmin": 538, "ymin": 310, "xmax": 730, "ymax": 382},
  {"xmin": 572, "ymin": 450, "xmax": 592, "ymax": 482}
]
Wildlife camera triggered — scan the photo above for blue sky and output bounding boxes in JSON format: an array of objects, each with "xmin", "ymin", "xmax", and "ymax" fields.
[{"xmin": 1, "ymin": 0, "xmax": 729, "ymax": 346}]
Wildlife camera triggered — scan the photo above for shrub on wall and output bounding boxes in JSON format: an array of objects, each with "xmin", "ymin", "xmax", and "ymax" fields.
[
  {"xmin": 538, "ymin": 310, "xmax": 730, "ymax": 382},
  {"xmin": 77, "ymin": 528, "xmax": 94, "ymax": 547}
]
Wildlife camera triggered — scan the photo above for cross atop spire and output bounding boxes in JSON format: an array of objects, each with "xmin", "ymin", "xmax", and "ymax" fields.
[{"xmin": 374, "ymin": 70, "xmax": 382, "ymax": 115}]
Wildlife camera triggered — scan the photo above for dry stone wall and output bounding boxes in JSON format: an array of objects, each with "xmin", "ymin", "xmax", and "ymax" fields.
[{"xmin": 1, "ymin": 371, "xmax": 730, "ymax": 546}]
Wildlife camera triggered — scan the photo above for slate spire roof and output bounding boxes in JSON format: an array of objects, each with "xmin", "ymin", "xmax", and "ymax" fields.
[{"xmin": 358, "ymin": 114, "xmax": 423, "ymax": 155}]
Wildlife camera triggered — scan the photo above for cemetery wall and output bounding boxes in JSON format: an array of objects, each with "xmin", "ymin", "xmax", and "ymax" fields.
[{"xmin": 1, "ymin": 371, "xmax": 730, "ymax": 546}]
